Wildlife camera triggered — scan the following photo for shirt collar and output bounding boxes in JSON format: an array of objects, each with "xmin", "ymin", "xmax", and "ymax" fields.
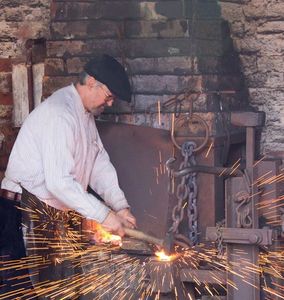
[{"xmin": 70, "ymin": 84, "xmax": 91, "ymax": 118}]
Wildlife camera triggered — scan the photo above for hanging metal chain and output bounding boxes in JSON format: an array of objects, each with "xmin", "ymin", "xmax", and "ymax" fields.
[
  {"xmin": 169, "ymin": 144, "xmax": 190, "ymax": 234},
  {"xmin": 169, "ymin": 141, "xmax": 198, "ymax": 246},
  {"xmin": 216, "ymin": 219, "xmax": 225, "ymax": 258},
  {"xmin": 185, "ymin": 142, "xmax": 198, "ymax": 246}
]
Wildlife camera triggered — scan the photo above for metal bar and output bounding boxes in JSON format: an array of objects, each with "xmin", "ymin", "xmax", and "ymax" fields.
[
  {"xmin": 206, "ymin": 227, "xmax": 273, "ymax": 246},
  {"xmin": 256, "ymin": 160, "xmax": 284, "ymax": 300},
  {"xmin": 247, "ymin": 127, "xmax": 260, "ymax": 300},
  {"xmin": 226, "ymin": 175, "xmax": 261, "ymax": 300},
  {"xmin": 169, "ymin": 165, "xmax": 244, "ymax": 178}
]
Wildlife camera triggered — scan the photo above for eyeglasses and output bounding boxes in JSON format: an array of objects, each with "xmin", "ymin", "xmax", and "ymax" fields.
[{"xmin": 96, "ymin": 82, "xmax": 116, "ymax": 103}]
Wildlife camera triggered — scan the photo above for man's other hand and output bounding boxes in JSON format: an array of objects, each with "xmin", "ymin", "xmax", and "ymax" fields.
[
  {"xmin": 116, "ymin": 208, "xmax": 137, "ymax": 229},
  {"xmin": 101, "ymin": 211, "xmax": 125, "ymax": 237}
]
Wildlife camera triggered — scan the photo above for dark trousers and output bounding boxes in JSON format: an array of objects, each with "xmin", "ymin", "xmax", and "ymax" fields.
[
  {"xmin": 0, "ymin": 196, "xmax": 35, "ymax": 299},
  {"xmin": 1, "ymin": 191, "xmax": 82, "ymax": 300},
  {"xmin": 21, "ymin": 189, "xmax": 83, "ymax": 299}
]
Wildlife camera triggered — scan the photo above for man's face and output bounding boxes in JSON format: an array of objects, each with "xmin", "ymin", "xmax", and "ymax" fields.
[{"xmin": 85, "ymin": 78, "xmax": 115, "ymax": 116}]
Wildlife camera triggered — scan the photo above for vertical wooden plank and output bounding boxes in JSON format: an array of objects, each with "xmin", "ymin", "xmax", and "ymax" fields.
[
  {"xmin": 32, "ymin": 63, "xmax": 45, "ymax": 107},
  {"xmin": 226, "ymin": 176, "xmax": 260, "ymax": 300},
  {"xmin": 12, "ymin": 64, "xmax": 29, "ymax": 127}
]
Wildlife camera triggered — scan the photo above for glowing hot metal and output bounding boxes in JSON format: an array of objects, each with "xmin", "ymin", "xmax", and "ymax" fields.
[{"xmin": 155, "ymin": 250, "xmax": 176, "ymax": 261}]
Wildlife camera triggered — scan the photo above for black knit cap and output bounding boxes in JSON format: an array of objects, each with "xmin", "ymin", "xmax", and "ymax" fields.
[{"xmin": 84, "ymin": 54, "xmax": 131, "ymax": 102}]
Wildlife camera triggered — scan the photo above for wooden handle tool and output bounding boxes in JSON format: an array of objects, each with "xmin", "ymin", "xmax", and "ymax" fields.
[{"xmin": 124, "ymin": 228, "xmax": 163, "ymax": 248}]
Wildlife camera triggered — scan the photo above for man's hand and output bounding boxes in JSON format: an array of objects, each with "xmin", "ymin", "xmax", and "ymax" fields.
[
  {"xmin": 116, "ymin": 208, "xmax": 137, "ymax": 229},
  {"xmin": 101, "ymin": 211, "xmax": 125, "ymax": 237}
]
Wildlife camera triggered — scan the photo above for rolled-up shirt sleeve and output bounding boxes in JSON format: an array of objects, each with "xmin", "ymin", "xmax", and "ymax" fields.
[
  {"xmin": 89, "ymin": 130, "xmax": 130, "ymax": 212},
  {"xmin": 41, "ymin": 115, "xmax": 110, "ymax": 223}
]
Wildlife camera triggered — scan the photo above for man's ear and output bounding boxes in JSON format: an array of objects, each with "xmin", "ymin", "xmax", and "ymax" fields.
[{"xmin": 86, "ymin": 75, "xmax": 96, "ymax": 89}]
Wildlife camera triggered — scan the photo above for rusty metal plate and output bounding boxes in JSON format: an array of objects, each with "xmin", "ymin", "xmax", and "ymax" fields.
[
  {"xmin": 120, "ymin": 238, "xmax": 152, "ymax": 255},
  {"xmin": 97, "ymin": 121, "xmax": 173, "ymax": 239}
]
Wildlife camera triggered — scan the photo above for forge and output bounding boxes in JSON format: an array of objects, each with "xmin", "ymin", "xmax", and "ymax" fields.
[
  {"xmin": 1, "ymin": 1, "xmax": 283, "ymax": 300},
  {"xmin": 80, "ymin": 109, "xmax": 283, "ymax": 300}
]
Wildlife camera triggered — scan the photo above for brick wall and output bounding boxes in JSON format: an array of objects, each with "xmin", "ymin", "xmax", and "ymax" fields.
[
  {"xmin": 45, "ymin": 0, "xmax": 247, "ymax": 121},
  {"xmin": 0, "ymin": 0, "xmax": 50, "ymax": 175},
  {"xmin": 0, "ymin": 0, "xmax": 283, "ymax": 173},
  {"xmin": 219, "ymin": 0, "xmax": 284, "ymax": 157}
]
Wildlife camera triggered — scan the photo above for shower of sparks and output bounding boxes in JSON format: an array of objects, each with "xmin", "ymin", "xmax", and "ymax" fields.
[
  {"xmin": 218, "ymin": 158, "xmax": 241, "ymax": 177},
  {"xmin": 205, "ymin": 141, "xmax": 213, "ymax": 158},
  {"xmin": 253, "ymin": 155, "xmax": 266, "ymax": 167},
  {"xmin": 1, "ymin": 167, "xmax": 284, "ymax": 299},
  {"xmin": 229, "ymin": 158, "xmax": 241, "ymax": 176},
  {"xmin": 218, "ymin": 167, "xmax": 228, "ymax": 177}
]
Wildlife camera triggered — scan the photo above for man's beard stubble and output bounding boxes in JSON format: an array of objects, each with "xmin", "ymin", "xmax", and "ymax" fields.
[{"xmin": 89, "ymin": 105, "xmax": 105, "ymax": 116}]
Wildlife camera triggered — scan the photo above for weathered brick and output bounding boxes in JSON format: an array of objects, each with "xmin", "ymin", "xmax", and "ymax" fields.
[
  {"xmin": 15, "ymin": 21, "xmax": 50, "ymax": 40},
  {"xmin": 264, "ymin": 72, "xmax": 284, "ymax": 89},
  {"xmin": 239, "ymin": 54, "xmax": 257, "ymax": 74},
  {"xmin": 132, "ymin": 75, "xmax": 202, "ymax": 94},
  {"xmin": 0, "ymin": 21, "xmax": 18, "ymax": 39},
  {"xmin": 220, "ymin": 2, "xmax": 244, "ymax": 22},
  {"xmin": 247, "ymin": 72, "xmax": 284, "ymax": 89},
  {"xmin": 0, "ymin": 59, "xmax": 12, "ymax": 72},
  {"xmin": 258, "ymin": 34, "xmax": 284, "ymax": 56},
  {"xmin": 51, "ymin": 20, "xmax": 121, "ymax": 39},
  {"xmin": 2, "ymin": 7, "xmax": 25, "ymax": 22},
  {"xmin": 257, "ymin": 21, "xmax": 284, "ymax": 34},
  {"xmin": 0, "ymin": 105, "xmax": 13, "ymax": 119},
  {"xmin": 219, "ymin": 0, "xmax": 249, "ymax": 3},
  {"xmin": 47, "ymin": 41, "xmax": 78, "ymax": 58},
  {"xmin": 230, "ymin": 21, "xmax": 246, "ymax": 37},
  {"xmin": 44, "ymin": 58, "xmax": 65, "ymax": 76},
  {"xmin": 66, "ymin": 57, "xmax": 87, "ymax": 74},
  {"xmin": 249, "ymin": 88, "xmax": 284, "ymax": 106},
  {"xmin": 234, "ymin": 37, "xmax": 262, "ymax": 54},
  {"xmin": 0, "ymin": 0, "xmax": 50, "ymax": 9},
  {"xmin": 126, "ymin": 56, "xmax": 198, "ymax": 75},
  {"xmin": 2, "ymin": 5, "xmax": 49, "ymax": 22},
  {"xmin": 0, "ymin": 42, "xmax": 21, "ymax": 57},
  {"xmin": 42, "ymin": 76, "xmax": 77, "ymax": 97},
  {"xmin": 52, "ymin": 1, "xmax": 184, "ymax": 21},
  {"xmin": 244, "ymin": 2, "xmax": 284, "ymax": 20},
  {"xmin": 257, "ymin": 56, "xmax": 284, "ymax": 73},
  {"xmin": 0, "ymin": 73, "xmax": 12, "ymax": 94},
  {"xmin": 0, "ymin": 93, "xmax": 13, "ymax": 105}
]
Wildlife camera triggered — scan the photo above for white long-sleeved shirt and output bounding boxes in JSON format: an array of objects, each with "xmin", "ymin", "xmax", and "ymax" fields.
[{"xmin": 1, "ymin": 84, "xmax": 129, "ymax": 223}]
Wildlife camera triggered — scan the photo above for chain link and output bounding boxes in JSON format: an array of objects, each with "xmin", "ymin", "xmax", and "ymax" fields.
[
  {"xmin": 169, "ymin": 141, "xmax": 198, "ymax": 246},
  {"xmin": 184, "ymin": 142, "xmax": 198, "ymax": 246}
]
